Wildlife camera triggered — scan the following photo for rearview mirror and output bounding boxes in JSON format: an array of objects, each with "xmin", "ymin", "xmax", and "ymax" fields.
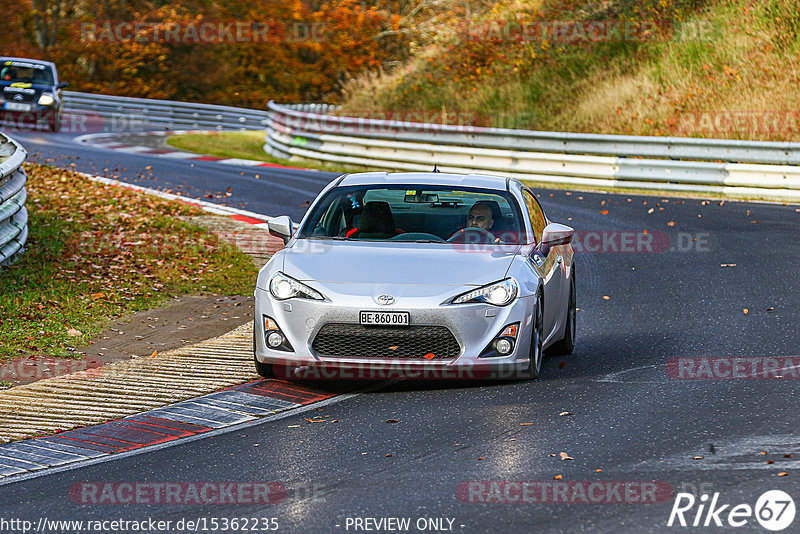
[
  {"xmin": 268, "ymin": 216, "xmax": 293, "ymax": 244},
  {"xmin": 539, "ymin": 222, "xmax": 574, "ymax": 254}
]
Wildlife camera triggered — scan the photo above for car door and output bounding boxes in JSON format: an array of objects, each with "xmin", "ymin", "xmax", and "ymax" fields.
[{"xmin": 522, "ymin": 189, "xmax": 563, "ymax": 340}]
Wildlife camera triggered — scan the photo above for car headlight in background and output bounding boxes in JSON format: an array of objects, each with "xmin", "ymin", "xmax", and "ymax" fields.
[
  {"xmin": 38, "ymin": 94, "xmax": 55, "ymax": 106},
  {"xmin": 269, "ymin": 272, "xmax": 325, "ymax": 301},
  {"xmin": 452, "ymin": 278, "xmax": 518, "ymax": 306}
]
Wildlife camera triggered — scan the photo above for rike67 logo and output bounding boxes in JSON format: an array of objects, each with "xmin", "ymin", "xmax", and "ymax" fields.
[{"xmin": 668, "ymin": 490, "xmax": 795, "ymax": 531}]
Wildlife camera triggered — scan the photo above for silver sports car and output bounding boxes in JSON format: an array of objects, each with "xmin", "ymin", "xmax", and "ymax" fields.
[{"xmin": 254, "ymin": 172, "xmax": 576, "ymax": 380}]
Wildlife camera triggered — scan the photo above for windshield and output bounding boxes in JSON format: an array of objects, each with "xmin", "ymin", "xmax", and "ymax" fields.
[
  {"xmin": 299, "ymin": 185, "xmax": 525, "ymax": 244},
  {"xmin": 0, "ymin": 61, "xmax": 54, "ymax": 85}
]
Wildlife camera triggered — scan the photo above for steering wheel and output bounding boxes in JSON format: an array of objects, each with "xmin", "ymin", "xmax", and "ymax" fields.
[{"xmin": 447, "ymin": 227, "xmax": 496, "ymax": 244}]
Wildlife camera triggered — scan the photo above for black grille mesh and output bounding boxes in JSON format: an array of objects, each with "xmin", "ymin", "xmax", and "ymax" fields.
[{"xmin": 312, "ymin": 323, "xmax": 460, "ymax": 360}]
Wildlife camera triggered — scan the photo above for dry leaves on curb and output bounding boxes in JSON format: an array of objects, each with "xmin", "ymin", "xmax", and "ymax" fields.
[{"xmin": 560, "ymin": 452, "xmax": 574, "ymax": 461}]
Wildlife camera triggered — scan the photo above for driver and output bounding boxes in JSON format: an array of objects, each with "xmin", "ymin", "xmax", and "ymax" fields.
[
  {"xmin": 466, "ymin": 202, "xmax": 494, "ymax": 230},
  {"xmin": 448, "ymin": 201, "xmax": 501, "ymax": 243}
]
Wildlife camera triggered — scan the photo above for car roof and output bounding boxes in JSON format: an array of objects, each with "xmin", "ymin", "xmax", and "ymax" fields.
[
  {"xmin": 338, "ymin": 171, "xmax": 511, "ymax": 190},
  {"xmin": 0, "ymin": 57, "xmax": 57, "ymax": 70}
]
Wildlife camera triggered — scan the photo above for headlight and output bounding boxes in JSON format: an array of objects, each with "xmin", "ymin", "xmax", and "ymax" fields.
[
  {"xmin": 452, "ymin": 278, "xmax": 518, "ymax": 306},
  {"xmin": 38, "ymin": 94, "xmax": 55, "ymax": 106},
  {"xmin": 269, "ymin": 272, "xmax": 324, "ymax": 301}
]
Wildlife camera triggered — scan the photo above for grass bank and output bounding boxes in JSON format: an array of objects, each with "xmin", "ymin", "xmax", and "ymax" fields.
[
  {"xmin": 0, "ymin": 164, "xmax": 257, "ymax": 360},
  {"xmin": 165, "ymin": 131, "xmax": 355, "ymax": 173},
  {"xmin": 341, "ymin": 0, "xmax": 800, "ymax": 142}
]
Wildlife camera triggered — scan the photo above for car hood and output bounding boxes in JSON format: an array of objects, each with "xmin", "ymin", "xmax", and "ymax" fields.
[{"xmin": 282, "ymin": 240, "xmax": 520, "ymax": 287}]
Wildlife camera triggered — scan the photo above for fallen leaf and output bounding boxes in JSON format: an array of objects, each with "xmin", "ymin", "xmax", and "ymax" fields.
[
  {"xmin": 692, "ymin": 456, "xmax": 704, "ymax": 460},
  {"xmin": 767, "ymin": 307, "xmax": 775, "ymax": 312},
  {"xmin": 150, "ymin": 350, "xmax": 158, "ymax": 358},
  {"xmin": 720, "ymin": 264, "xmax": 736, "ymax": 267},
  {"xmin": 778, "ymin": 472, "xmax": 788, "ymax": 477},
  {"xmin": 91, "ymin": 292, "xmax": 105, "ymax": 300},
  {"xmin": 287, "ymin": 425, "xmax": 300, "ymax": 428},
  {"xmin": 387, "ymin": 346, "xmax": 399, "ymax": 350},
  {"xmin": 596, "ymin": 469, "xmax": 603, "ymax": 472},
  {"xmin": 558, "ymin": 362, "xmax": 566, "ymax": 369},
  {"xmin": 767, "ymin": 460, "xmax": 774, "ymax": 464},
  {"xmin": 602, "ymin": 296, "xmax": 610, "ymax": 300},
  {"xmin": 477, "ymin": 457, "xmax": 484, "ymax": 460},
  {"xmin": 761, "ymin": 451, "xmax": 768, "ymax": 455},
  {"xmin": 520, "ymin": 422, "xmax": 533, "ymax": 426},
  {"xmin": 667, "ymin": 221, "xmax": 676, "ymax": 226},
  {"xmin": 560, "ymin": 452, "xmax": 574, "ymax": 461},
  {"xmin": 600, "ymin": 210, "xmax": 608, "ymax": 215},
  {"xmin": 559, "ymin": 411, "xmax": 573, "ymax": 416},
  {"xmin": 553, "ymin": 475, "xmax": 563, "ymax": 480},
  {"xmin": 386, "ymin": 419, "xmax": 399, "ymax": 423},
  {"xmin": 743, "ymin": 308, "xmax": 749, "ymax": 314},
  {"xmin": 785, "ymin": 454, "xmax": 794, "ymax": 458},
  {"xmin": 66, "ymin": 328, "xmax": 82, "ymax": 337},
  {"xmin": 648, "ymin": 208, "xmax": 654, "ymax": 214}
]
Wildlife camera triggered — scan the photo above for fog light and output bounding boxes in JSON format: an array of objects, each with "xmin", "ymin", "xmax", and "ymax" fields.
[
  {"xmin": 267, "ymin": 332, "xmax": 284, "ymax": 348},
  {"xmin": 495, "ymin": 338, "xmax": 513, "ymax": 355}
]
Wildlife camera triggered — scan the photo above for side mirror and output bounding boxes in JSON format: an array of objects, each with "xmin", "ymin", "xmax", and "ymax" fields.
[
  {"xmin": 539, "ymin": 222, "xmax": 574, "ymax": 254},
  {"xmin": 57, "ymin": 82, "xmax": 69, "ymax": 89},
  {"xmin": 268, "ymin": 216, "xmax": 293, "ymax": 244}
]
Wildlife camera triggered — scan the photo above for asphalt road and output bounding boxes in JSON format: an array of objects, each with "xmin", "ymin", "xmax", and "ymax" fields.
[
  {"xmin": 2, "ymin": 128, "xmax": 799, "ymax": 533},
  {"xmin": 9, "ymin": 126, "xmax": 337, "ymax": 220}
]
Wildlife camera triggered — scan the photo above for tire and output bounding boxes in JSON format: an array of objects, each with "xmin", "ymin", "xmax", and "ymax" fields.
[
  {"xmin": 253, "ymin": 330, "xmax": 275, "ymax": 379},
  {"xmin": 548, "ymin": 265, "xmax": 576, "ymax": 356},
  {"xmin": 524, "ymin": 288, "xmax": 544, "ymax": 380}
]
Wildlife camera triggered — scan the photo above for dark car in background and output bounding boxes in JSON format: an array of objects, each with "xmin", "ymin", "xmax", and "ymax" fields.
[{"xmin": 0, "ymin": 57, "xmax": 67, "ymax": 132}]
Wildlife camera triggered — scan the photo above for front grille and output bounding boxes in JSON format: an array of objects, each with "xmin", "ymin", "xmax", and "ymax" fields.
[
  {"xmin": 312, "ymin": 323, "xmax": 460, "ymax": 360},
  {"xmin": 2, "ymin": 90, "xmax": 35, "ymax": 103}
]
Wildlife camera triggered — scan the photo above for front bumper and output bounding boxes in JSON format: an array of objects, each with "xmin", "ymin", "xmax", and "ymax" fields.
[{"xmin": 254, "ymin": 285, "xmax": 536, "ymax": 380}]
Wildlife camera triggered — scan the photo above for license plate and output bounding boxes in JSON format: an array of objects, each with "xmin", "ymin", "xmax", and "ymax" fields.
[
  {"xmin": 4, "ymin": 102, "xmax": 32, "ymax": 112},
  {"xmin": 359, "ymin": 311, "xmax": 410, "ymax": 326}
]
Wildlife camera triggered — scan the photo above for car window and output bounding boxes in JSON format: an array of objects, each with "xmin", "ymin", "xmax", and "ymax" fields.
[
  {"xmin": 0, "ymin": 62, "xmax": 54, "ymax": 85},
  {"xmin": 523, "ymin": 189, "xmax": 547, "ymax": 244},
  {"xmin": 300, "ymin": 185, "xmax": 526, "ymax": 244}
]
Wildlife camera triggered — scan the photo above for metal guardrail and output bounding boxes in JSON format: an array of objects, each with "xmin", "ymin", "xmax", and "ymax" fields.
[
  {"xmin": 264, "ymin": 102, "xmax": 800, "ymax": 202},
  {"xmin": 0, "ymin": 133, "xmax": 29, "ymax": 267},
  {"xmin": 62, "ymin": 91, "xmax": 277, "ymax": 131}
]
